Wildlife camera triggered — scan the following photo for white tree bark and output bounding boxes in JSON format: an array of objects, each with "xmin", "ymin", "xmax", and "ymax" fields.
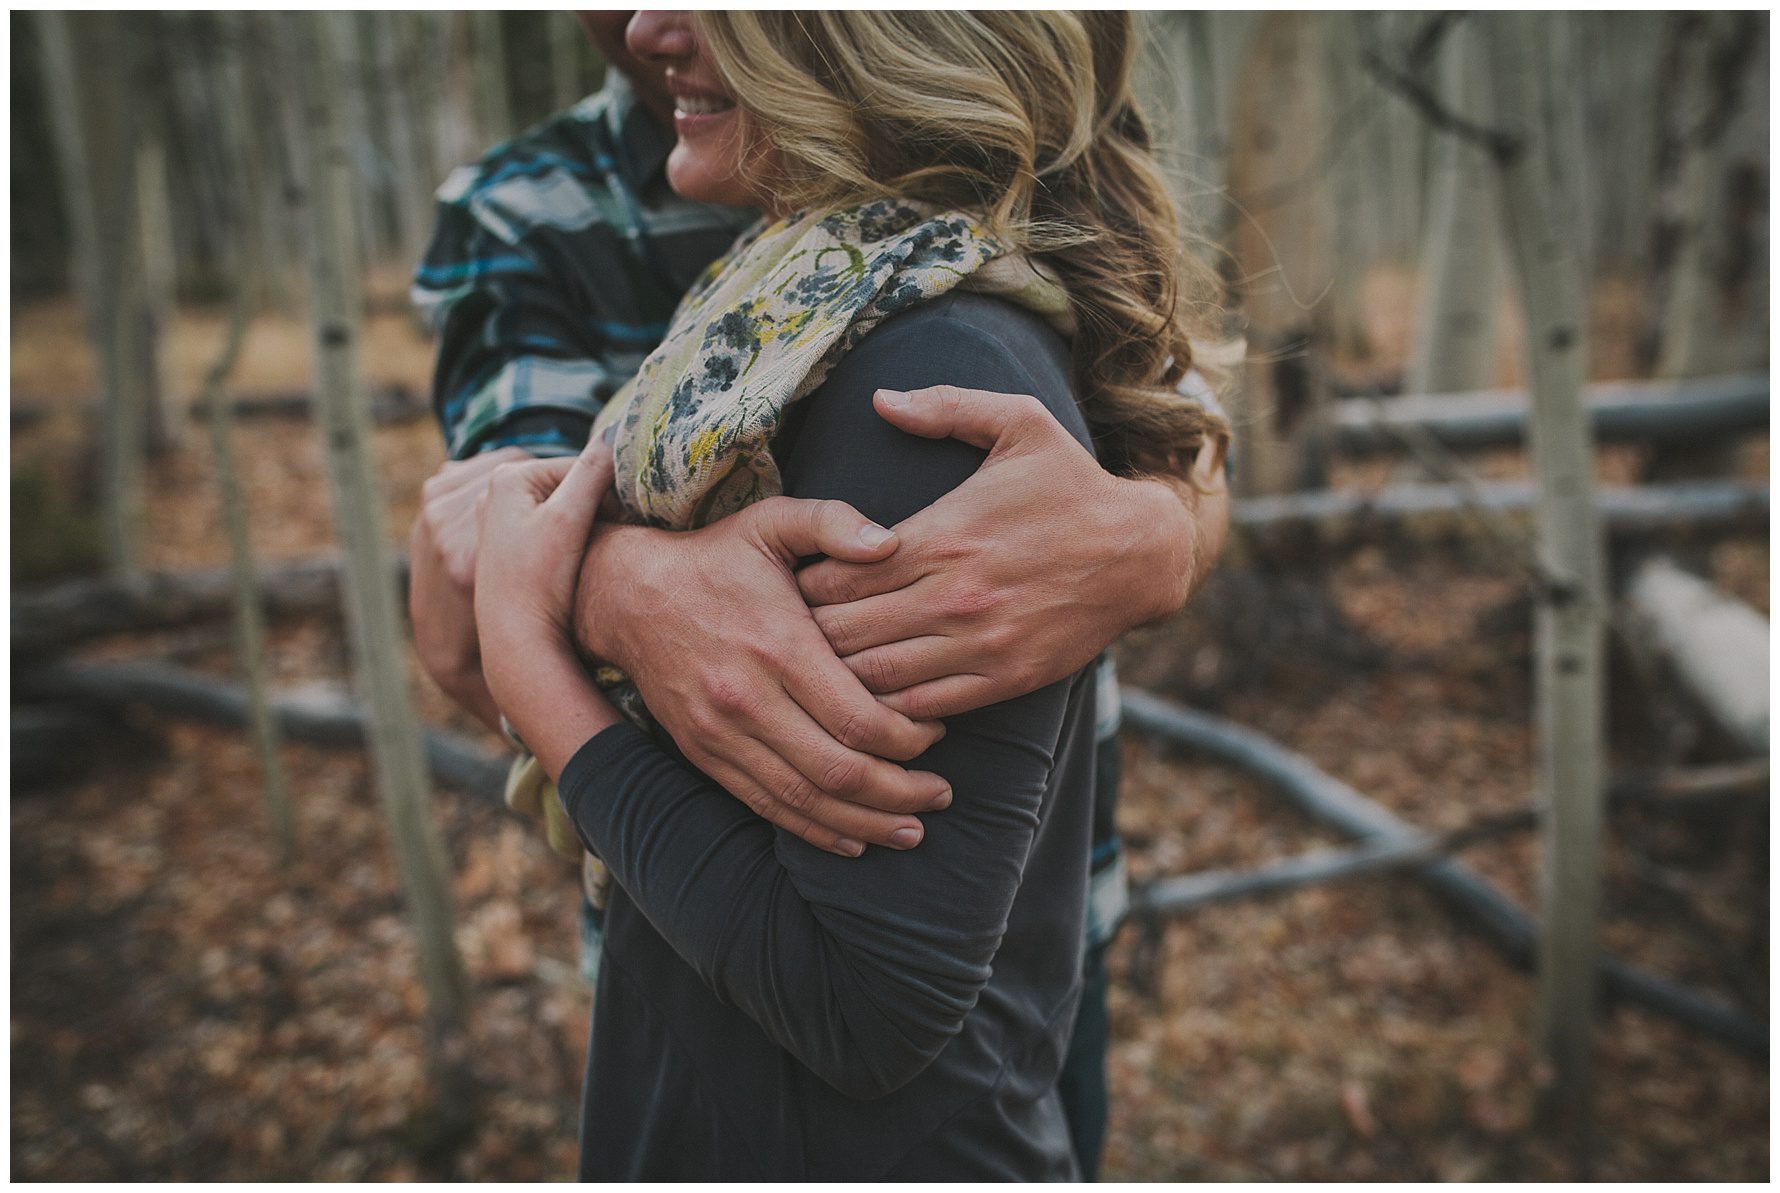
[
  {"xmin": 1477, "ymin": 11, "xmax": 1607, "ymax": 1120},
  {"xmin": 548, "ymin": 11, "xmax": 590, "ymax": 110},
  {"xmin": 38, "ymin": 12, "xmax": 146, "ymax": 577},
  {"xmin": 1136, "ymin": 12, "xmax": 1252, "ymax": 254},
  {"xmin": 1406, "ymin": 18, "xmax": 1500, "ymax": 395},
  {"xmin": 431, "ymin": 13, "xmax": 482, "ymax": 174},
  {"xmin": 1227, "ymin": 11, "xmax": 1335, "ymax": 495},
  {"xmin": 292, "ymin": 11, "xmax": 466, "ymax": 1034},
  {"xmin": 330, "ymin": 13, "xmax": 386, "ymax": 266},
  {"xmin": 372, "ymin": 10, "xmax": 431, "ymax": 263},
  {"xmin": 132, "ymin": 55, "xmax": 176, "ymax": 456},
  {"xmin": 1577, "ymin": 14, "xmax": 1664, "ymax": 276},
  {"xmin": 204, "ymin": 279, "xmax": 296, "ymax": 864},
  {"xmin": 473, "ymin": 10, "xmax": 513, "ymax": 146},
  {"xmin": 1653, "ymin": 14, "xmax": 1769, "ymax": 379},
  {"xmin": 266, "ymin": 11, "xmax": 318, "ymax": 312}
]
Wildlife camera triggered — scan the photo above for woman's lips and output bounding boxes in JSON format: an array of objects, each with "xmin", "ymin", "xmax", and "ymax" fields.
[
  {"xmin": 668, "ymin": 75, "xmax": 736, "ymax": 131},
  {"xmin": 672, "ymin": 95, "xmax": 737, "ymax": 135},
  {"xmin": 673, "ymin": 93, "xmax": 734, "ymax": 116}
]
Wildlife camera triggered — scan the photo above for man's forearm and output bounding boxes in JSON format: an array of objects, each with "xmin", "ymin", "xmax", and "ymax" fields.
[
  {"xmin": 570, "ymin": 521, "xmax": 658, "ymax": 668},
  {"xmin": 1108, "ymin": 464, "xmax": 1230, "ymax": 630}
]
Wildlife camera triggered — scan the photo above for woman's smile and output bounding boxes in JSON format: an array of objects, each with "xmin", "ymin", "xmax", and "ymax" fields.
[{"xmin": 666, "ymin": 75, "xmax": 738, "ymax": 132}]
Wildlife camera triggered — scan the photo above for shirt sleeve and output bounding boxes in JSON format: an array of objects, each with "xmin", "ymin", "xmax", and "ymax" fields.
[
  {"xmin": 413, "ymin": 154, "xmax": 627, "ymax": 460},
  {"xmin": 556, "ymin": 308, "xmax": 1088, "ymax": 1099}
]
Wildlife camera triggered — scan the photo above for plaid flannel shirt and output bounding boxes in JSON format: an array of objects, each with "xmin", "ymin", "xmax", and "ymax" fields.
[{"xmin": 413, "ymin": 72, "xmax": 755, "ymax": 461}]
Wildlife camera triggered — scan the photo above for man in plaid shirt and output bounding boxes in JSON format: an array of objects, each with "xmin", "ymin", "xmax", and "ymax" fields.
[{"xmin": 409, "ymin": 15, "xmax": 1228, "ymax": 1179}]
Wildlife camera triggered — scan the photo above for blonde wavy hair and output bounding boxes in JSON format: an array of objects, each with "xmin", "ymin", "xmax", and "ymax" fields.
[{"xmin": 697, "ymin": 10, "xmax": 1231, "ymax": 479}]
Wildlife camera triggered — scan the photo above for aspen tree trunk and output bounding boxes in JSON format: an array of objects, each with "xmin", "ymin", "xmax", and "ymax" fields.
[
  {"xmin": 1477, "ymin": 12, "xmax": 1606, "ymax": 1130},
  {"xmin": 1582, "ymin": 15, "xmax": 1664, "ymax": 275},
  {"xmin": 432, "ymin": 13, "xmax": 482, "ymax": 174},
  {"xmin": 1137, "ymin": 12, "xmax": 1241, "ymax": 253},
  {"xmin": 234, "ymin": 13, "xmax": 301, "ymax": 311},
  {"xmin": 1227, "ymin": 12, "xmax": 1335, "ymax": 495},
  {"xmin": 332, "ymin": 14, "xmax": 387, "ymax": 267},
  {"xmin": 39, "ymin": 12, "xmax": 147, "ymax": 577},
  {"xmin": 36, "ymin": 12, "xmax": 101, "ymax": 330},
  {"xmin": 1141, "ymin": 12, "xmax": 1256, "ymax": 258},
  {"xmin": 1652, "ymin": 13, "xmax": 1768, "ymax": 379},
  {"xmin": 1407, "ymin": 19, "xmax": 1500, "ymax": 395},
  {"xmin": 549, "ymin": 11, "xmax": 589, "ymax": 110},
  {"xmin": 1378, "ymin": 12, "xmax": 1435, "ymax": 262},
  {"xmin": 372, "ymin": 10, "xmax": 431, "ymax": 263},
  {"xmin": 164, "ymin": 14, "xmax": 227, "ymax": 291},
  {"xmin": 205, "ymin": 282, "xmax": 296, "ymax": 863},
  {"xmin": 213, "ymin": 14, "xmax": 279, "ymax": 308},
  {"xmin": 133, "ymin": 84, "xmax": 177, "ymax": 457},
  {"xmin": 473, "ymin": 11, "xmax": 514, "ymax": 145},
  {"xmin": 188, "ymin": 14, "xmax": 297, "ymax": 863},
  {"xmin": 292, "ymin": 11, "xmax": 467, "ymax": 1036}
]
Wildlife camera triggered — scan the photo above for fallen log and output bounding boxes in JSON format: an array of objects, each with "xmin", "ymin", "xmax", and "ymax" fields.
[
  {"xmin": 18, "ymin": 659, "xmax": 508, "ymax": 801},
  {"xmin": 1134, "ymin": 812, "xmax": 1526, "ymax": 914},
  {"xmin": 13, "ymin": 702, "xmax": 147, "ymax": 788},
  {"xmin": 10, "ymin": 385, "xmax": 428, "ymax": 429},
  {"xmin": 1623, "ymin": 557, "xmax": 1769, "ymax": 756},
  {"xmin": 1233, "ymin": 479, "xmax": 1768, "ymax": 539},
  {"xmin": 1611, "ymin": 759, "xmax": 1770, "ymax": 807},
  {"xmin": 1134, "ymin": 761, "xmax": 1767, "ymax": 915},
  {"xmin": 12, "ymin": 554, "xmax": 406, "ymax": 657},
  {"xmin": 1120, "ymin": 689, "xmax": 1767, "ymax": 1059},
  {"xmin": 1334, "ymin": 373, "xmax": 1768, "ymax": 453}
]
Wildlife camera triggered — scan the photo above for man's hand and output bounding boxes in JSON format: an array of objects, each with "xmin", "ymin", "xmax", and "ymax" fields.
[
  {"xmin": 573, "ymin": 499, "xmax": 954, "ymax": 859},
  {"xmin": 798, "ymin": 386, "xmax": 1230, "ymax": 721},
  {"xmin": 409, "ymin": 447, "xmax": 533, "ymax": 732}
]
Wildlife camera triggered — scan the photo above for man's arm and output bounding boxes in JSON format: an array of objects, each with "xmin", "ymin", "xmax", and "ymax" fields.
[
  {"xmin": 797, "ymin": 384, "xmax": 1230, "ymax": 720},
  {"xmin": 410, "ymin": 146, "xmax": 622, "ymax": 729}
]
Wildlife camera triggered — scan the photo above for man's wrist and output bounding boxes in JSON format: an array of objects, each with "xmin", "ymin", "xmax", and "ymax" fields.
[
  {"xmin": 572, "ymin": 521, "xmax": 658, "ymax": 668},
  {"xmin": 1118, "ymin": 475, "xmax": 1198, "ymax": 625}
]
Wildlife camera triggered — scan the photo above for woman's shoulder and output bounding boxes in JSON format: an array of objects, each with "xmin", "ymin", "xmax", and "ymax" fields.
[
  {"xmin": 777, "ymin": 292, "xmax": 1087, "ymax": 527},
  {"xmin": 836, "ymin": 292, "xmax": 1088, "ymax": 449}
]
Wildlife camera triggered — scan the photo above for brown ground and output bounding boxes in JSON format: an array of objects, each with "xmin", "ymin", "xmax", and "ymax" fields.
[{"xmin": 10, "ymin": 285, "xmax": 1769, "ymax": 1180}]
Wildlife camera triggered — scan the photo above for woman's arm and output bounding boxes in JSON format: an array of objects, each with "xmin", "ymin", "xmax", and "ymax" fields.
[{"xmin": 529, "ymin": 311, "xmax": 1088, "ymax": 1098}]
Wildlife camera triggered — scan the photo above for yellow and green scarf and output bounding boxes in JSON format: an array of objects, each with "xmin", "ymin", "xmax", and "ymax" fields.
[{"xmin": 508, "ymin": 198, "xmax": 1072, "ymax": 861}]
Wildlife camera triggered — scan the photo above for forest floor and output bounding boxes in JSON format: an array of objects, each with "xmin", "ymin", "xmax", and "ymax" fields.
[{"xmin": 10, "ymin": 285, "xmax": 1770, "ymax": 1180}]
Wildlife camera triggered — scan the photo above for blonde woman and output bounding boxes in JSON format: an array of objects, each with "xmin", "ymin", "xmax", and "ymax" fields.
[{"xmin": 473, "ymin": 11, "xmax": 1229, "ymax": 1179}]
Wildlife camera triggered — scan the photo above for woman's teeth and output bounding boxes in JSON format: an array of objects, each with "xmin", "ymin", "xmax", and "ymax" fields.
[{"xmin": 675, "ymin": 95, "xmax": 735, "ymax": 116}]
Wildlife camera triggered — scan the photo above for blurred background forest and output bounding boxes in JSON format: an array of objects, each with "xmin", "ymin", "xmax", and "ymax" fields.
[{"xmin": 10, "ymin": 10, "xmax": 1770, "ymax": 1182}]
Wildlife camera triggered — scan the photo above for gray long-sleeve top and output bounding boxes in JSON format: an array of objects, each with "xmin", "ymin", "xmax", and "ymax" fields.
[{"xmin": 559, "ymin": 293, "xmax": 1099, "ymax": 1180}]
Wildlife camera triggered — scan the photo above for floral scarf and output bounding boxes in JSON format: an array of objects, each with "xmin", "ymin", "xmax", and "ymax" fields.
[
  {"xmin": 509, "ymin": 198, "xmax": 1073, "ymax": 862},
  {"xmin": 592, "ymin": 197, "xmax": 1072, "ymax": 529}
]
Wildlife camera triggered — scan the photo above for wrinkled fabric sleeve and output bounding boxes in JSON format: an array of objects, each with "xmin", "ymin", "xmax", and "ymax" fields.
[
  {"xmin": 557, "ymin": 311, "xmax": 1088, "ymax": 1098},
  {"xmin": 414, "ymin": 165, "xmax": 621, "ymax": 460}
]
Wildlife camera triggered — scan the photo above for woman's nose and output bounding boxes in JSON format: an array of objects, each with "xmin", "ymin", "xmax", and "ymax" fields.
[{"xmin": 627, "ymin": 11, "xmax": 694, "ymax": 64}]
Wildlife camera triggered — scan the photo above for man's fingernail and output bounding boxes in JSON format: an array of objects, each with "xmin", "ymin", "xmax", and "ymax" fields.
[
  {"xmin": 599, "ymin": 423, "xmax": 617, "ymax": 445},
  {"xmin": 837, "ymin": 838, "xmax": 865, "ymax": 857},
  {"xmin": 877, "ymin": 389, "xmax": 912, "ymax": 408},
  {"xmin": 890, "ymin": 826, "xmax": 922, "ymax": 849},
  {"xmin": 858, "ymin": 523, "xmax": 893, "ymax": 548},
  {"xmin": 928, "ymin": 788, "xmax": 952, "ymax": 811}
]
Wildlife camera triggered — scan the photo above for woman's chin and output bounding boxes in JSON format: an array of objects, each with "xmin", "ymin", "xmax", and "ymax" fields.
[{"xmin": 665, "ymin": 148, "xmax": 757, "ymax": 209}]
